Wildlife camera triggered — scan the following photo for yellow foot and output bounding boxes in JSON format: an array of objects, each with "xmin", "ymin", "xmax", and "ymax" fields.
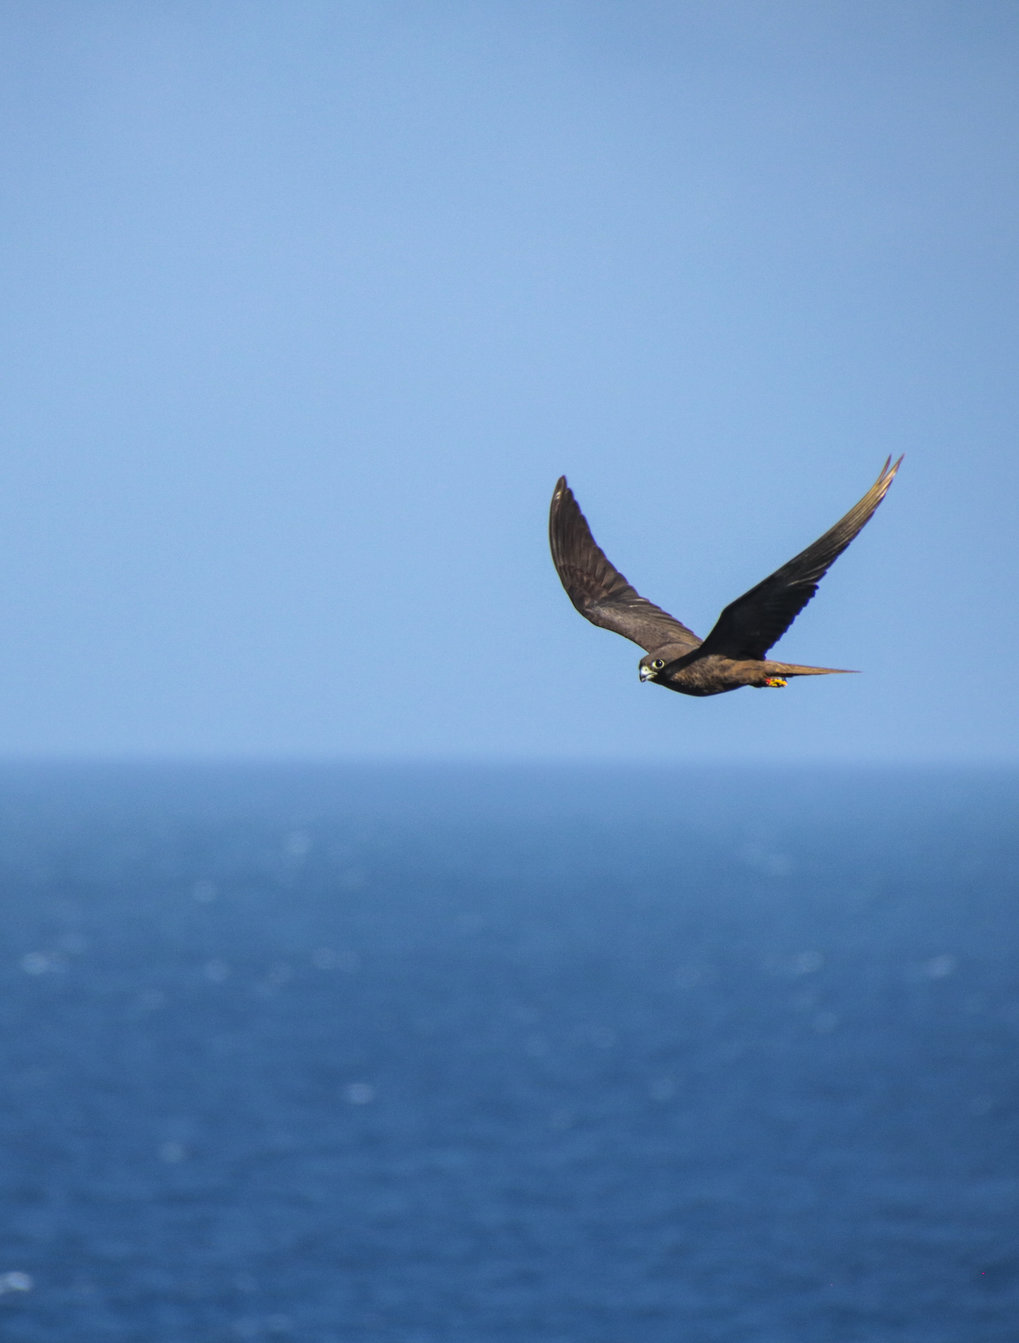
[{"xmin": 764, "ymin": 677, "xmax": 787, "ymax": 688}]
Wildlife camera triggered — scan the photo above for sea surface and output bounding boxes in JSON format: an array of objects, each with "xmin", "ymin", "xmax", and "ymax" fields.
[{"xmin": 0, "ymin": 761, "xmax": 1017, "ymax": 1342}]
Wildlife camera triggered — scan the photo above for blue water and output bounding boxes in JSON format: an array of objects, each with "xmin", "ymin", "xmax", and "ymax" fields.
[{"xmin": 0, "ymin": 762, "xmax": 1017, "ymax": 1341}]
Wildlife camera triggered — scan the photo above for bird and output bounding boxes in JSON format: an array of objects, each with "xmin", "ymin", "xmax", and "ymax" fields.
[{"xmin": 548, "ymin": 457, "xmax": 902, "ymax": 697}]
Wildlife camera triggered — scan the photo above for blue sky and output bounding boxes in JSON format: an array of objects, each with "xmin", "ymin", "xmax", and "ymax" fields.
[{"xmin": 1, "ymin": 2, "xmax": 1016, "ymax": 762}]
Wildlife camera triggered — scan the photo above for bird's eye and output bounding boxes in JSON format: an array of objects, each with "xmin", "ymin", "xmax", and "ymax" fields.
[{"xmin": 652, "ymin": 659, "xmax": 665, "ymax": 670}]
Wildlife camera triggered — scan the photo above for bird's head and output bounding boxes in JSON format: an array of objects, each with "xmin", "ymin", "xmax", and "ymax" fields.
[{"xmin": 638, "ymin": 656, "xmax": 666, "ymax": 683}]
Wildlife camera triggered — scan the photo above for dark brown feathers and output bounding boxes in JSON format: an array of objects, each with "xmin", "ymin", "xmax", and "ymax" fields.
[
  {"xmin": 548, "ymin": 476, "xmax": 701, "ymax": 658},
  {"xmin": 548, "ymin": 458, "xmax": 903, "ymax": 699},
  {"xmin": 697, "ymin": 456, "xmax": 902, "ymax": 661}
]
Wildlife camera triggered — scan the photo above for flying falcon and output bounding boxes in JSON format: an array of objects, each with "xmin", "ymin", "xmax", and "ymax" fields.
[{"xmin": 549, "ymin": 457, "xmax": 902, "ymax": 697}]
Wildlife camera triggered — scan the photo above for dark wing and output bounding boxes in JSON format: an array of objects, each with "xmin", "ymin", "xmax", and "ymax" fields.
[
  {"xmin": 697, "ymin": 456, "xmax": 902, "ymax": 661},
  {"xmin": 549, "ymin": 476, "xmax": 701, "ymax": 654}
]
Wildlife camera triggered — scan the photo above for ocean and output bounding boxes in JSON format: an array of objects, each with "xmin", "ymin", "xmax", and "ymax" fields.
[{"xmin": 0, "ymin": 761, "xmax": 1016, "ymax": 1341}]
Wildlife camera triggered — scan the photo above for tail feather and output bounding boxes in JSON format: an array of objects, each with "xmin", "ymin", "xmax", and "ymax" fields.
[{"xmin": 764, "ymin": 662, "xmax": 858, "ymax": 677}]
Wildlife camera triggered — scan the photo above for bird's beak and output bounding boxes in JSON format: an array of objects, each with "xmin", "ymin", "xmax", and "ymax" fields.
[{"xmin": 639, "ymin": 666, "xmax": 655, "ymax": 683}]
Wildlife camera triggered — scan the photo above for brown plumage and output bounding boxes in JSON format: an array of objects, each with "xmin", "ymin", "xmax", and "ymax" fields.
[{"xmin": 549, "ymin": 457, "xmax": 902, "ymax": 697}]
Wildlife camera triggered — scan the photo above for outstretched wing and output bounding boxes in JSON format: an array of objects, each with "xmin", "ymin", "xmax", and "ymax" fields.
[
  {"xmin": 698, "ymin": 456, "xmax": 903, "ymax": 661},
  {"xmin": 549, "ymin": 476, "xmax": 701, "ymax": 655}
]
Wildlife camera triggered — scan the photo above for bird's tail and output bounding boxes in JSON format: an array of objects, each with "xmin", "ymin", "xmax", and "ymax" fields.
[{"xmin": 763, "ymin": 662, "xmax": 858, "ymax": 678}]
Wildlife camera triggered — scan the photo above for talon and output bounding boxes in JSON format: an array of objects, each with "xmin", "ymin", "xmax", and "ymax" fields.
[{"xmin": 764, "ymin": 677, "xmax": 787, "ymax": 688}]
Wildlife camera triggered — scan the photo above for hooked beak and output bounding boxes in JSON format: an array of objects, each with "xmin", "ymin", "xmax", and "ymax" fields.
[{"xmin": 639, "ymin": 666, "xmax": 656, "ymax": 683}]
